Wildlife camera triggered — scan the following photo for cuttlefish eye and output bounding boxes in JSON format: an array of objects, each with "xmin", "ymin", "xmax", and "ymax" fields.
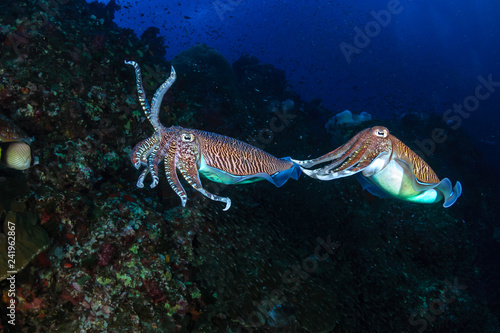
[
  {"xmin": 373, "ymin": 128, "xmax": 388, "ymax": 138},
  {"xmin": 181, "ymin": 133, "xmax": 194, "ymax": 142}
]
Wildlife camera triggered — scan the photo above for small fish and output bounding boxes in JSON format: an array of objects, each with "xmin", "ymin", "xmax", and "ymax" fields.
[
  {"xmin": 0, "ymin": 142, "xmax": 35, "ymax": 170},
  {"xmin": 0, "ymin": 113, "xmax": 36, "ymax": 170}
]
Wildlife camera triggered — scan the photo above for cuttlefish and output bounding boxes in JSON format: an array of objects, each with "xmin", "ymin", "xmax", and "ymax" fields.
[
  {"xmin": 125, "ymin": 61, "xmax": 301, "ymax": 211},
  {"xmin": 293, "ymin": 126, "xmax": 462, "ymax": 207}
]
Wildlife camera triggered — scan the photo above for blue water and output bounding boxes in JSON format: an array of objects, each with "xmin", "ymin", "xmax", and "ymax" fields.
[{"xmin": 89, "ymin": 0, "xmax": 500, "ymax": 162}]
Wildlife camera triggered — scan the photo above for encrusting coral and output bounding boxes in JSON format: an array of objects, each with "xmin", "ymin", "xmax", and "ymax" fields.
[{"xmin": 0, "ymin": 0, "xmax": 497, "ymax": 331}]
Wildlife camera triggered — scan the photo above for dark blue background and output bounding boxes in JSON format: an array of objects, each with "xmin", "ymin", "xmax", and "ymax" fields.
[{"xmin": 91, "ymin": 0, "xmax": 500, "ymax": 160}]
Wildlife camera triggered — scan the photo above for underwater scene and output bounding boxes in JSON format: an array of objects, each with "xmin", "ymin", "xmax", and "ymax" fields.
[{"xmin": 1, "ymin": 0, "xmax": 500, "ymax": 332}]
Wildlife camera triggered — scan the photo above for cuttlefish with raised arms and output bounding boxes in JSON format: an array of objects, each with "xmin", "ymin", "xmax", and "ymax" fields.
[
  {"xmin": 293, "ymin": 126, "xmax": 462, "ymax": 207},
  {"xmin": 125, "ymin": 60, "xmax": 301, "ymax": 211}
]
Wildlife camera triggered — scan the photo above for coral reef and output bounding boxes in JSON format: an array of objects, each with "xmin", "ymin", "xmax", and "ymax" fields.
[
  {"xmin": 0, "ymin": 0, "xmax": 498, "ymax": 332},
  {"xmin": 324, "ymin": 109, "xmax": 372, "ymax": 133},
  {"xmin": 0, "ymin": 177, "xmax": 49, "ymax": 280}
]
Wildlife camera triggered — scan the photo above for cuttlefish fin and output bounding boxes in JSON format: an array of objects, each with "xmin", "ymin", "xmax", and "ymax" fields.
[
  {"xmin": 435, "ymin": 178, "xmax": 462, "ymax": 208},
  {"xmin": 355, "ymin": 174, "xmax": 391, "ymax": 198},
  {"xmin": 271, "ymin": 157, "xmax": 302, "ymax": 187},
  {"xmin": 398, "ymin": 157, "xmax": 462, "ymax": 208},
  {"xmin": 199, "ymin": 156, "xmax": 301, "ymax": 187}
]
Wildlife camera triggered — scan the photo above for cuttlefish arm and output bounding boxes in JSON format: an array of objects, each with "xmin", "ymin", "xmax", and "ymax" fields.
[
  {"xmin": 174, "ymin": 131, "xmax": 232, "ymax": 211},
  {"xmin": 292, "ymin": 127, "xmax": 393, "ymax": 180},
  {"xmin": 294, "ymin": 126, "xmax": 462, "ymax": 208}
]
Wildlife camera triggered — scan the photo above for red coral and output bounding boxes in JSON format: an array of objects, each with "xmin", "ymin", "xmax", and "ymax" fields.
[
  {"xmin": 40, "ymin": 210, "xmax": 53, "ymax": 224},
  {"xmin": 97, "ymin": 243, "xmax": 115, "ymax": 267},
  {"xmin": 143, "ymin": 278, "xmax": 166, "ymax": 304},
  {"xmin": 60, "ymin": 287, "xmax": 82, "ymax": 306},
  {"xmin": 36, "ymin": 252, "xmax": 51, "ymax": 268},
  {"xmin": 176, "ymin": 298, "xmax": 189, "ymax": 315}
]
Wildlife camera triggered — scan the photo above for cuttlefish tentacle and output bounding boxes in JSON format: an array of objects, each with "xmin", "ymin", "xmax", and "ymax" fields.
[
  {"xmin": 294, "ymin": 126, "xmax": 462, "ymax": 208},
  {"xmin": 175, "ymin": 131, "xmax": 231, "ymax": 210},
  {"xmin": 330, "ymin": 128, "xmax": 393, "ymax": 177},
  {"xmin": 293, "ymin": 129, "xmax": 369, "ymax": 168},
  {"xmin": 149, "ymin": 136, "xmax": 176, "ymax": 188},
  {"xmin": 151, "ymin": 67, "xmax": 177, "ymax": 125},
  {"xmin": 136, "ymin": 168, "xmax": 150, "ymax": 188},
  {"xmin": 131, "ymin": 136, "xmax": 159, "ymax": 168},
  {"xmin": 164, "ymin": 139, "xmax": 188, "ymax": 207},
  {"xmin": 125, "ymin": 60, "xmax": 300, "ymax": 210},
  {"xmin": 148, "ymin": 140, "xmax": 170, "ymax": 188},
  {"xmin": 294, "ymin": 127, "xmax": 392, "ymax": 180},
  {"xmin": 124, "ymin": 61, "xmax": 153, "ymax": 127}
]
